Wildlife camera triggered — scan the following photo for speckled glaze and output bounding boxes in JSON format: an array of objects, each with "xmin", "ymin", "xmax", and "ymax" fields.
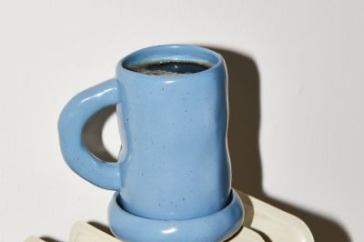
[
  {"xmin": 109, "ymin": 190, "xmax": 243, "ymax": 242},
  {"xmin": 58, "ymin": 44, "xmax": 244, "ymax": 242}
]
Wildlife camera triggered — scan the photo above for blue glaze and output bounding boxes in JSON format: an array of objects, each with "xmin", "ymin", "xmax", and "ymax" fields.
[
  {"xmin": 58, "ymin": 79, "xmax": 121, "ymax": 190},
  {"xmin": 58, "ymin": 44, "xmax": 244, "ymax": 242},
  {"xmin": 109, "ymin": 190, "xmax": 244, "ymax": 242}
]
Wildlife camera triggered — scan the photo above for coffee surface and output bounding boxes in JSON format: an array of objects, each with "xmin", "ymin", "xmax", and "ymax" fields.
[{"xmin": 127, "ymin": 61, "xmax": 212, "ymax": 76}]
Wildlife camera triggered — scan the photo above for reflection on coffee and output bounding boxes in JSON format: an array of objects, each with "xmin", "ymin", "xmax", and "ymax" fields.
[{"xmin": 127, "ymin": 60, "xmax": 212, "ymax": 76}]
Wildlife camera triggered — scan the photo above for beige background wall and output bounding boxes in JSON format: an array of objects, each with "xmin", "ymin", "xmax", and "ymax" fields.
[{"xmin": 0, "ymin": 1, "xmax": 362, "ymax": 242}]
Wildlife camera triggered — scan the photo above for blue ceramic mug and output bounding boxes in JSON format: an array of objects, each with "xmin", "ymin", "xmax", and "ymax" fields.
[{"xmin": 58, "ymin": 45, "xmax": 243, "ymax": 242}]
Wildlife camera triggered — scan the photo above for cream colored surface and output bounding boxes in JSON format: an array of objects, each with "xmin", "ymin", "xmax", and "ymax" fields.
[
  {"xmin": 23, "ymin": 192, "xmax": 314, "ymax": 242},
  {"xmin": 239, "ymin": 192, "xmax": 314, "ymax": 242},
  {"xmin": 235, "ymin": 228, "xmax": 265, "ymax": 242},
  {"xmin": 69, "ymin": 222, "xmax": 120, "ymax": 242},
  {"xmin": 69, "ymin": 222, "xmax": 264, "ymax": 242},
  {"xmin": 24, "ymin": 221, "xmax": 264, "ymax": 242}
]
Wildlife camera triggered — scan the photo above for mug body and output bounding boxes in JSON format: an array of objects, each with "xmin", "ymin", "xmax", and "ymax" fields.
[{"xmin": 115, "ymin": 45, "xmax": 232, "ymax": 220}]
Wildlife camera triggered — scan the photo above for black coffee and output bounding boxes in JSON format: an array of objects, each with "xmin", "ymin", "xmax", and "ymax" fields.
[{"xmin": 126, "ymin": 60, "xmax": 212, "ymax": 76}]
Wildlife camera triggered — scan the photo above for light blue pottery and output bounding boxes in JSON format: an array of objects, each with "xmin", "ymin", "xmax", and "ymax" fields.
[{"xmin": 58, "ymin": 44, "xmax": 244, "ymax": 242}]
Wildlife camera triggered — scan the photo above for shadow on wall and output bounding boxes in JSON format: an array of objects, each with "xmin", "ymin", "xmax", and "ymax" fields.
[
  {"xmin": 40, "ymin": 237, "xmax": 63, "ymax": 242},
  {"xmin": 206, "ymin": 46, "xmax": 352, "ymax": 242},
  {"xmin": 81, "ymin": 46, "xmax": 352, "ymax": 242}
]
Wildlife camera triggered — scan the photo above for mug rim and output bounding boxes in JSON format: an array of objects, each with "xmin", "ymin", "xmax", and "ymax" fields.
[{"xmin": 117, "ymin": 44, "xmax": 223, "ymax": 79}]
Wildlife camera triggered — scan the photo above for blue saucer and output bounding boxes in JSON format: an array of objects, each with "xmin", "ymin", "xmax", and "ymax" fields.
[{"xmin": 108, "ymin": 189, "xmax": 244, "ymax": 242}]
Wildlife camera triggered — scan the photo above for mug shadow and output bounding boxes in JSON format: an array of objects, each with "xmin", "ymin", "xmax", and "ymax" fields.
[
  {"xmin": 206, "ymin": 46, "xmax": 352, "ymax": 242},
  {"xmin": 82, "ymin": 46, "xmax": 352, "ymax": 242},
  {"xmin": 88, "ymin": 221, "xmax": 114, "ymax": 236},
  {"xmin": 40, "ymin": 236, "xmax": 63, "ymax": 242}
]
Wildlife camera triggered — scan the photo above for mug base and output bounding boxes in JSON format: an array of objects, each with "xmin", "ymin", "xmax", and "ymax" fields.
[{"xmin": 108, "ymin": 189, "xmax": 244, "ymax": 242}]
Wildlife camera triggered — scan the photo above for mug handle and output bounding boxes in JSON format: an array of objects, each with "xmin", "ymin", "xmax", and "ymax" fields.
[{"xmin": 58, "ymin": 79, "xmax": 121, "ymax": 191}]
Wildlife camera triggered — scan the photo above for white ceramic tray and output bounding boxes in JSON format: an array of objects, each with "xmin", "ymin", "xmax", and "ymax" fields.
[
  {"xmin": 238, "ymin": 191, "xmax": 314, "ymax": 242},
  {"xmin": 24, "ymin": 221, "xmax": 264, "ymax": 242},
  {"xmin": 24, "ymin": 191, "xmax": 314, "ymax": 242}
]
